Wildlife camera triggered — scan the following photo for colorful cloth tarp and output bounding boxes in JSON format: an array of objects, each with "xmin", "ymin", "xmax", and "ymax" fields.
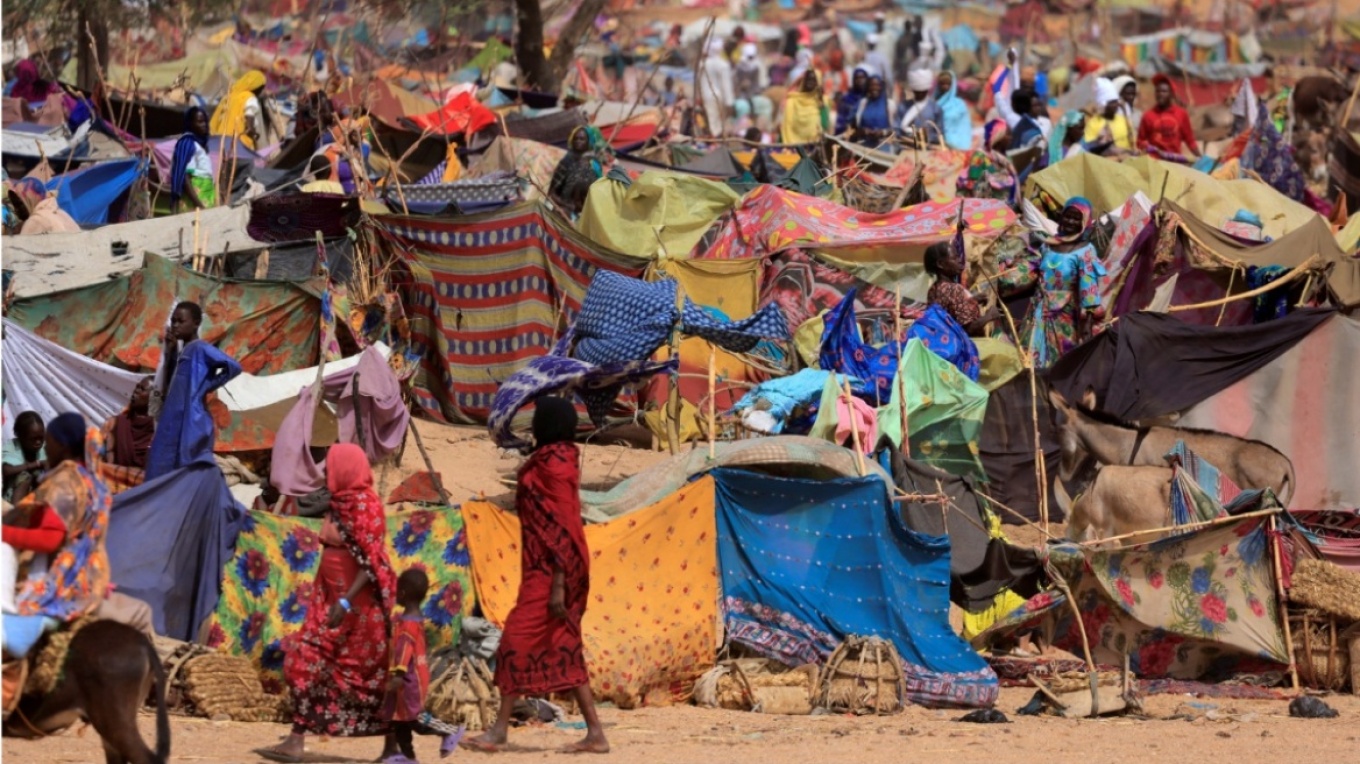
[
  {"xmin": 464, "ymin": 478, "xmax": 720, "ymax": 707},
  {"xmin": 818, "ymin": 288, "xmax": 901, "ymax": 400},
  {"xmin": 578, "ymin": 171, "xmax": 742, "ymax": 260},
  {"xmin": 905, "ymin": 303, "xmax": 980, "ymax": 381},
  {"xmin": 405, "ymin": 90, "xmax": 496, "ymax": 136},
  {"xmin": 47, "ymin": 158, "xmax": 146, "ymax": 226},
  {"xmin": 978, "ymin": 516, "xmax": 1289, "ymax": 679},
  {"xmin": 694, "ymin": 186, "xmax": 1015, "ymax": 265},
  {"xmin": 6, "ymin": 253, "xmax": 319, "ymax": 376},
  {"xmin": 204, "ymin": 507, "xmax": 473, "ymax": 694},
  {"xmin": 488, "ymin": 350, "xmax": 675, "ymax": 450},
  {"xmin": 377, "ymin": 206, "xmax": 647, "ymax": 422},
  {"xmin": 875, "ymin": 340, "xmax": 988, "ymax": 480},
  {"xmin": 572, "ymin": 271, "xmax": 790, "ymax": 366},
  {"xmin": 107, "ymin": 463, "xmax": 244, "ymax": 641},
  {"xmin": 713, "ymin": 469, "xmax": 998, "ymax": 708}
]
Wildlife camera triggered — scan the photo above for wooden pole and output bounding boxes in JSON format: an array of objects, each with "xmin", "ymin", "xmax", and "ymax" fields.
[
  {"xmin": 665, "ymin": 279, "xmax": 686, "ymax": 455},
  {"xmin": 408, "ymin": 418, "xmax": 451, "ymax": 506},
  {"xmin": 1080, "ymin": 506, "xmax": 1284, "ymax": 549},
  {"xmin": 1270, "ymin": 514, "xmax": 1302, "ymax": 691},
  {"xmin": 192, "ymin": 208, "xmax": 202, "ymax": 271},
  {"xmin": 895, "ymin": 284, "xmax": 908, "ymax": 450},
  {"xmin": 841, "ymin": 378, "xmax": 866, "ymax": 476},
  {"xmin": 707, "ymin": 345, "xmax": 717, "ymax": 461}
]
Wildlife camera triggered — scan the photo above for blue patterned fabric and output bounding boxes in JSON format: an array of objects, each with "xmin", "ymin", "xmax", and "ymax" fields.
[
  {"xmin": 905, "ymin": 303, "xmax": 981, "ymax": 381},
  {"xmin": 1241, "ymin": 104, "xmax": 1306, "ymax": 202},
  {"xmin": 713, "ymin": 468, "xmax": 998, "ymax": 708},
  {"xmin": 1246, "ymin": 265, "xmax": 1290, "ymax": 323},
  {"xmin": 488, "ymin": 346, "xmax": 675, "ymax": 450},
  {"xmin": 818, "ymin": 288, "xmax": 901, "ymax": 401},
  {"xmin": 572, "ymin": 271, "xmax": 790, "ymax": 365},
  {"xmin": 145, "ymin": 340, "xmax": 242, "ymax": 480}
]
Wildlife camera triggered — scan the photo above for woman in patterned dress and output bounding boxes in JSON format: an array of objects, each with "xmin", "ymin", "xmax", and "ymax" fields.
[
  {"xmin": 462, "ymin": 397, "xmax": 609, "ymax": 754},
  {"xmin": 988, "ymin": 197, "xmax": 1108, "ymax": 368},
  {"xmin": 956, "ymin": 120, "xmax": 1018, "ymax": 204},
  {"xmin": 262, "ymin": 443, "xmax": 396, "ymax": 763}
]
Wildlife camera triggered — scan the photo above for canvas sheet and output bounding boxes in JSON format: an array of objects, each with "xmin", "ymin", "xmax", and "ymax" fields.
[
  {"xmin": 693, "ymin": 185, "xmax": 1016, "ymax": 265},
  {"xmin": 469, "ymin": 136, "xmax": 565, "ymax": 202},
  {"xmin": 869, "ymin": 148, "xmax": 974, "ymax": 201},
  {"xmin": 578, "ymin": 171, "xmax": 741, "ymax": 260},
  {"xmin": 377, "ymin": 206, "xmax": 647, "ymax": 422},
  {"xmin": 713, "ymin": 469, "xmax": 998, "ymax": 708},
  {"xmin": 107, "ymin": 463, "xmax": 244, "ymax": 641},
  {"xmin": 874, "ymin": 339, "xmax": 989, "ymax": 480},
  {"xmin": 463, "ymin": 478, "xmax": 721, "ymax": 707},
  {"xmin": 204, "ymin": 507, "xmax": 473, "ymax": 694},
  {"xmin": 980, "ymin": 517, "xmax": 1289, "ymax": 679},
  {"xmin": 1029, "ymin": 153, "xmax": 1317, "ymax": 240},
  {"xmin": 1176, "ymin": 314, "xmax": 1360, "ymax": 510},
  {"xmin": 760, "ymin": 248, "xmax": 909, "ymax": 338},
  {"xmin": 6, "ymin": 253, "xmax": 319, "ymax": 376}
]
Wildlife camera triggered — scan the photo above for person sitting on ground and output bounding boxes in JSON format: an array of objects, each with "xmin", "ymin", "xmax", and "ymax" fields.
[
  {"xmin": 168, "ymin": 106, "xmax": 216, "ymax": 212},
  {"xmin": 897, "ymin": 69, "xmax": 943, "ymax": 146},
  {"xmin": 3, "ymin": 412, "xmax": 45, "ymax": 504},
  {"xmin": 378, "ymin": 568, "xmax": 463, "ymax": 763},
  {"xmin": 548, "ymin": 126, "xmax": 609, "ymax": 218},
  {"xmin": 99, "ymin": 377, "xmax": 156, "ymax": 493},
  {"xmin": 1137, "ymin": 74, "xmax": 1201, "ymax": 161},
  {"xmin": 462, "ymin": 397, "xmax": 609, "ymax": 754}
]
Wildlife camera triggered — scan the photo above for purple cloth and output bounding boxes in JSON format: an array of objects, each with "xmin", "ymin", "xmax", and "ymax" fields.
[{"xmin": 270, "ymin": 347, "xmax": 409, "ymax": 495}]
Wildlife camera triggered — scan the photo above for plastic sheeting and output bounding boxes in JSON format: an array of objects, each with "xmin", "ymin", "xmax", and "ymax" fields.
[{"xmin": 47, "ymin": 158, "xmax": 146, "ymax": 226}]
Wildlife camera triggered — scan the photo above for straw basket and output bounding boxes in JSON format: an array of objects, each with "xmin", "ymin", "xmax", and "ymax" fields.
[
  {"xmin": 1289, "ymin": 558, "xmax": 1360, "ymax": 622},
  {"xmin": 814, "ymin": 636, "xmax": 905, "ymax": 716},
  {"xmin": 427, "ymin": 655, "xmax": 499, "ymax": 731},
  {"xmin": 693, "ymin": 659, "xmax": 817, "ymax": 715},
  {"xmin": 1291, "ymin": 609, "xmax": 1353, "ymax": 692},
  {"xmin": 24, "ymin": 617, "xmax": 97, "ymax": 697},
  {"xmin": 178, "ymin": 652, "xmax": 290, "ymax": 723},
  {"xmin": 1028, "ymin": 669, "xmax": 1137, "ymax": 718}
]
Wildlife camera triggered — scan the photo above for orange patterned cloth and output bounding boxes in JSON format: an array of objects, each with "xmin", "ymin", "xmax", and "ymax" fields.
[{"xmin": 463, "ymin": 476, "xmax": 720, "ymax": 707}]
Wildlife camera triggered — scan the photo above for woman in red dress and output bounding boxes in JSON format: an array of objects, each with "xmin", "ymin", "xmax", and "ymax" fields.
[
  {"xmin": 463, "ymin": 397, "xmax": 609, "ymax": 754},
  {"xmin": 262, "ymin": 443, "xmax": 397, "ymax": 763}
]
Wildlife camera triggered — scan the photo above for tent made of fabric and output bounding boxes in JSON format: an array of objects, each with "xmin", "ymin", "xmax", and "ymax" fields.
[
  {"xmin": 578, "ymin": 171, "xmax": 742, "ymax": 260},
  {"xmin": 1158, "ymin": 201, "xmax": 1360, "ymax": 308},
  {"xmin": 1027, "ymin": 152, "xmax": 1317, "ymax": 241},
  {"xmin": 373, "ymin": 204, "xmax": 648, "ymax": 423},
  {"xmin": 47, "ymin": 158, "xmax": 146, "ymax": 226},
  {"xmin": 331, "ymin": 78, "xmax": 439, "ymax": 126},
  {"xmin": 977, "ymin": 514, "xmax": 1289, "ymax": 680},
  {"xmin": 694, "ymin": 185, "xmax": 1016, "ymax": 287},
  {"xmin": 6, "ymin": 252, "xmax": 319, "ymax": 376},
  {"xmin": 713, "ymin": 468, "xmax": 999, "ymax": 708}
]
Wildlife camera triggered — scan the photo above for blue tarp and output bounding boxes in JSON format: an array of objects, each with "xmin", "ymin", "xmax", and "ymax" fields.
[
  {"xmin": 713, "ymin": 468, "xmax": 998, "ymax": 708},
  {"xmin": 107, "ymin": 463, "xmax": 244, "ymax": 641},
  {"xmin": 46, "ymin": 158, "xmax": 145, "ymax": 226}
]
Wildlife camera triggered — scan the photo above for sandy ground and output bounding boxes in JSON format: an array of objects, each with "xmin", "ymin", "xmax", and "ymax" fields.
[{"xmin": 5, "ymin": 419, "xmax": 1357, "ymax": 762}]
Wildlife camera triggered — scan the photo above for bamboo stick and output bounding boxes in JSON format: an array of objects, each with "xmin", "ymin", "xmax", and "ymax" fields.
[
  {"xmin": 841, "ymin": 378, "xmax": 866, "ymax": 476},
  {"xmin": 1270, "ymin": 514, "xmax": 1302, "ymax": 691},
  {"xmin": 408, "ymin": 418, "xmax": 451, "ymax": 506},
  {"xmin": 665, "ymin": 279, "xmax": 686, "ymax": 455},
  {"xmin": 1081, "ymin": 506, "xmax": 1283, "ymax": 549},
  {"xmin": 895, "ymin": 284, "xmax": 908, "ymax": 450},
  {"xmin": 1167, "ymin": 256, "xmax": 1318, "ymax": 312},
  {"xmin": 707, "ymin": 345, "xmax": 717, "ymax": 461}
]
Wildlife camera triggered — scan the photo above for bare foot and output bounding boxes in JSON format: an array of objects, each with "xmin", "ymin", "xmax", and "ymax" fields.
[
  {"xmin": 561, "ymin": 732, "xmax": 610, "ymax": 754},
  {"xmin": 460, "ymin": 730, "xmax": 506, "ymax": 753},
  {"xmin": 258, "ymin": 735, "xmax": 306, "ymax": 763}
]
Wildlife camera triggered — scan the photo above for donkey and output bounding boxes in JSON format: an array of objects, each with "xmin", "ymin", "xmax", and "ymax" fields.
[
  {"xmin": 1063, "ymin": 465, "xmax": 1174, "ymax": 548},
  {"xmin": 7, "ymin": 620, "xmax": 169, "ymax": 764},
  {"xmin": 1048, "ymin": 389, "xmax": 1295, "ymax": 506}
]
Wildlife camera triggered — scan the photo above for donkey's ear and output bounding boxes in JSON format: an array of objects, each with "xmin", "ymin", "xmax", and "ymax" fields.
[
  {"xmin": 1081, "ymin": 386, "xmax": 1098, "ymax": 410},
  {"xmin": 1048, "ymin": 387, "xmax": 1070, "ymax": 410}
]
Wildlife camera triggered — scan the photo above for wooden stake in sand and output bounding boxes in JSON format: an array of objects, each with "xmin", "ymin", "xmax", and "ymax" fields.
[
  {"xmin": 408, "ymin": 418, "xmax": 451, "ymax": 506},
  {"xmin": 1270, "ymin": 514, "xmax": 1302, "ymax": 691},
  {"xmin": 192, "ymin": 208, "xmax": 202, "ymax": 271},
  {"xmin": 895, "ymin": 284, "xmax": 908, "ymax": 448}
]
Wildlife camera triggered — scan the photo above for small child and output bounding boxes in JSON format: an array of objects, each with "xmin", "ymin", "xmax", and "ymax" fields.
[{"xmin": 381, "ymin": 568, "xmax": 462, "ymax": 763}]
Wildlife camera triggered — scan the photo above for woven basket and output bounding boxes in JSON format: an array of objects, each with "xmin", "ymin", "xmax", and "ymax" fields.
[
  {"xmin": 814, "ymin": 636, "xmax": 905, "ymax": 716},
  {"xmin": 1291, "ymin": 609, "xmax": 1353, "ymax": 692},
  {"xmin": 1289, "ymin": 558, "xmax": 1360, "ymax": 622},
  {"xmin": 427, "ymin": 654, "xmax": 499, "ymax": 731},
  {"xmin": 1035, "ymin": 670, "xmax": 1125, "ymax": 694},
  {"xmin": 179, "ymin": 652, "xmax": 289, "ymax": 723},
  {"xmin": 693, "ymin": 659, "xmax": 817, "ymax": 714}
]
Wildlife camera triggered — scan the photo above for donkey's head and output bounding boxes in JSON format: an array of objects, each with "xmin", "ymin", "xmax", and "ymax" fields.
[{"xmin": 1047, "ymin": 387, "xmax": 1094, "ymax": 482}]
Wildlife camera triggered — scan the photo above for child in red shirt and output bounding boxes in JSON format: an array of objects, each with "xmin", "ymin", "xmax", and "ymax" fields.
[{"xmin": 380, "ymin": 568, "xmax": 462, "ymax": 763}]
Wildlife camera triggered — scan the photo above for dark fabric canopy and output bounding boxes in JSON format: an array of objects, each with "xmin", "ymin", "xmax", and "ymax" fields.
[{"xmin": 1047, "ymin": 308, "xmax": 1333, "ymax": 421}]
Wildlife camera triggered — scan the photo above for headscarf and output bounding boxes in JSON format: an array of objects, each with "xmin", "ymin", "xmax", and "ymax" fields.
[
  {"xmin": 1044, "ymin": 196, "xmax": 1095, "ymax": 244},
  {"xmin": 788, "ymin": 48, "xmax": 814, "ymax": 88},
  {"xmin": 48, "ymin": 412, "xmax": 88, "ymax": 457},
  {"xmin": 170, "ymin": 106, "xmax": 210, "ymax": 205},
  {"xmin": 1111, "ymin": 75, "xmax": 1136, "ymax": 101},
  {"xmin": 983, "ymin": 119, "xmax": 1009, "ymax": 153},
  {"xmin": 854, "ymin": 76, "xmax": 894, "ymax": 133},
  {"xmin": 209, "ymin": 70, "xmax": 266, "ymax": 149},
  {"xmin": 935, "ymin": 71, "xmax": 973, "ymax": 151},
  {"xmin": 325, "ymin": 443, "xmax": 397, "ymax": 617},
  {"xmin": 1049, "ymin": 110, "xmax": 1087, "ymax": 166},
  {"xmin": 9, "ymin": 60, "xmax": 50, "ymax": 103},
  {"xmin": 906, "ymin": 69, "xmax": 935, "ymax": 94},
  {"xmin": 111, "ymin": 397, "xmax": 156, "ymax": 471},
  {"xmin": 1094, "ymin": 77, "xmax": 1119, "ymax": 108},
  {"xmin": 531, "ymin": 396, "xmax": 578, "ymax": 450}
]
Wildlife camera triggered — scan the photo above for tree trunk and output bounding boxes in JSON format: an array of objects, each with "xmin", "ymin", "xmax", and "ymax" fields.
[
  {"xmin": 512, "ymin": 0, "xmax": 553, "ymax": 91},
  {"xmin": 75, "ymin": 8, "xmax": 110, "ymax": 94},
  {"xmin": 545, "ymin": 0, "xmax": 609, "ymax": 92}
]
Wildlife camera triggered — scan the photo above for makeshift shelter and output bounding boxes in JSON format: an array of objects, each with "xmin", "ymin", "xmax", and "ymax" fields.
[
  {"xmin": 713, "ymin": 468, "xmax": 999, "ymax": 708},
  {"xmin": 465, "ymin": 478, "xmax": 721, "ymax": 707},
  {"xmin": 46, "ymin": 158, "xmax": 147, "ymax": 227},
  {"xmin": 6, "ymin": 253, "xmax": 320, "ymax": 375},
  {"xmin": 205, "ymin": 508, "xmax": 474, "ymax": 693},
  {"xmin": 578, "ymin": 171, "xmax": 742, "ymax": 260},
  {"xmin": 1028, "ymin": 153, "xmax": 1316, "ymax": 240}
]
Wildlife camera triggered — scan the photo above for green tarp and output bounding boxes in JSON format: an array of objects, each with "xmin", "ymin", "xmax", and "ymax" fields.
[{"xmin": 578, "ymin": 170, "xmax": 742, "ymax": 260}]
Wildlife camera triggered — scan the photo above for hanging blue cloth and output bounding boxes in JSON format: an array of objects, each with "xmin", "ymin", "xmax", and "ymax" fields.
[
  {"xmin": 905, "ymin": 303, "xmax": 981, "ymax": 381},
  {"xmin": 145, "ymin": 340, "xmax": 242, "ymax": 480},
  {"xmin": 818, "ymin": 288, "xmax": 900, "ymax": 401}
]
